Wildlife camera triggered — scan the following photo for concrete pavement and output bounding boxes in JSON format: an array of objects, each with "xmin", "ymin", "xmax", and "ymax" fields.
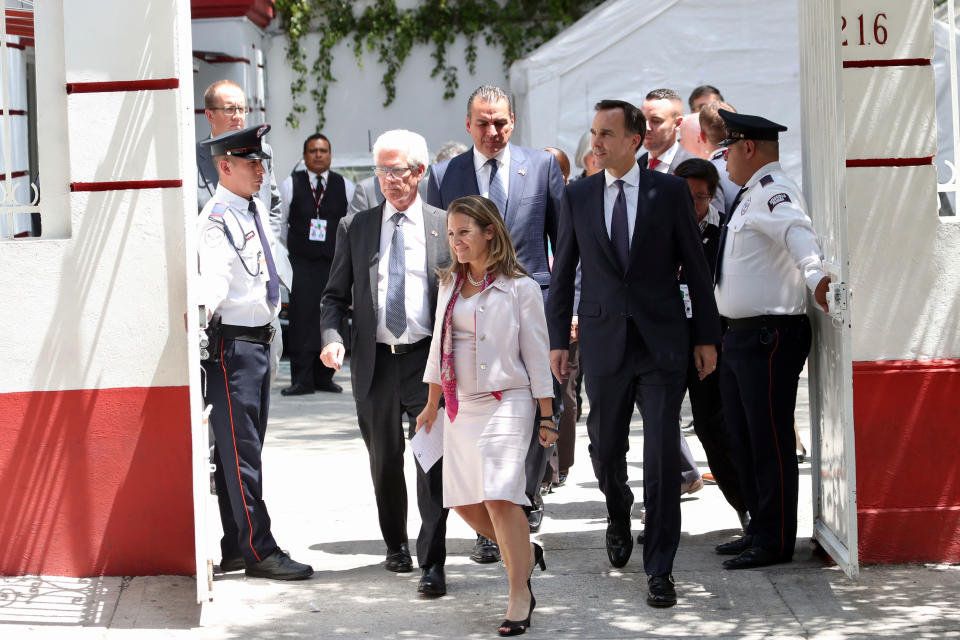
[{"xmin": 1, "ymin": 359, "xmax": 958, "ymax": 639}]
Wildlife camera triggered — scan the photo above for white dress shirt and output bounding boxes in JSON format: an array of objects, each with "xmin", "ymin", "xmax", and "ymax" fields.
[
  {"xmin": 714, "ymin": 161, "xmax": 826, "ymax": 318},
  {"xmin": 647, "ymin": 140, "xmax": 679, "ymax": 172},
  {"xmin": 603, "ymin": 162, "xmax": 641, "ymax": 247},
  {"xmin": 198, "ymin": 184, "xmax": 279, "ymax": 326},
  {"xmin": 376, "ymin": 195, "xmax": 432, "ymax": 344},
  {"xmin": 473, "ymin": 144, "xmax": 511, "ymax": 201}
]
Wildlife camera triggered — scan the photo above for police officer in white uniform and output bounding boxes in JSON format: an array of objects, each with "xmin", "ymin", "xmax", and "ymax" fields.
[
  {"xmin": 712, "ymin": 110, "xmax": 830, "ymax": 570},
  {"xmin": 198, "ymin": 124, "xmax": 313, "ymax": 581}
]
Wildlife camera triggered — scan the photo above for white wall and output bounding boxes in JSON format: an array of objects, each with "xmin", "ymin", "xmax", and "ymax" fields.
[
  {"xmin": 0, "ymin": 0, "xmax": 194, "ymax": 393},
  {"xmin": 263, "ymin": 31, "xmax": 507, "ymax": 174}
]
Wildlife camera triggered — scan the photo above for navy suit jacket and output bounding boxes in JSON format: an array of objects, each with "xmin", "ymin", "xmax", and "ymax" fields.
[
  {"xmin": 427, "ymin": 144, "xmax": 565, "ymax": 290},
  {"xmin": 546, "ymin": 168, "xmax": 721, "ymax": 377}
]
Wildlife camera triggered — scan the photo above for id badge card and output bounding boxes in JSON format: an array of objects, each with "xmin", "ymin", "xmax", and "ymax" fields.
[
  {"xmin": 679, "ymin": 284, "xmax": 693, "ymax": 318},
  {"xmin": 309, "ymin": 218, "xmax": 327, "ymax": 242}
]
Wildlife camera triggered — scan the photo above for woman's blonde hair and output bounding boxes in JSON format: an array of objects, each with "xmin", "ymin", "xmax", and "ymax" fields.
[{"xmin": 440, "ymin": 195, "xmax": 530, "ymax": 283}]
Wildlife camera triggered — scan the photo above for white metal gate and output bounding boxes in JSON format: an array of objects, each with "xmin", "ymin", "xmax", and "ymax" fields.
[{"xmin": 797, "ymin": 0, "xmax": 859, "ymax": 578}]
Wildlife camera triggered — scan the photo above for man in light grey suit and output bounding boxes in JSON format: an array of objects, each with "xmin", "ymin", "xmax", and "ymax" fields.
[
  {"xmin": 197, "ymin": 80, "xmax": 293, "ymax": 378},
  {"xmin": 320, "ymin": 129, "xmax": 450, "ymax": 597},
  {"xmin": 426, "ymin": 84, "xmax": 566, "ymax": 562},
  {"xmin": 638, "ymin": 88, "xmax": 698, "ymax": 175}
]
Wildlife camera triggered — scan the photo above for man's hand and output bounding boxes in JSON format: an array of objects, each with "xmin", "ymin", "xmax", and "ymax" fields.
[
  {"xmin": 569, "ymin": 317, "xmax": 579, "ymax": 343},
  {"xmin": 693, "ymin": 344, "xmax": 718, "ymax": 380},
  {"xmin": 320, "ymin": 342, "xmax": 345, "ymax": 370},
  {"xmin": 814, "ymin": 275, "xmax": 831, "ymax": 314},
  {"xmin": 550, "ymin": 348, "xmax": 570, "ymax": 383}
]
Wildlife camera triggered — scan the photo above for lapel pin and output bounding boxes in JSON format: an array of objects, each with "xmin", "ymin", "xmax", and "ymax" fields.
[
  {"xmin": 518, "ymin": 169, "xmax": 526, "ymax": 176},
  {"xmin": 431, "ymin": 230, "xmax": 439, "ymax": 237}
]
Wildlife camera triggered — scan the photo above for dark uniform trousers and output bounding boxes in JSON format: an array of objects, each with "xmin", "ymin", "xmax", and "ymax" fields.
[
  {"xmin": 685, "ymin": 347, "xmax": 746, "ymax": 514},
  {"xmin": 585, "ymin": 322, "xmax": 685, "ymax": 577},
  {"xmin": 355, "ymin": 343, "xmax": 448, "ymax": 569},
  {"xmin": 204, "ymin": 337, "xmax": 278, "ymax": 564},
  {"xmin": 719, "ymin": 317, "xmax": 811, "ymax": 558}
]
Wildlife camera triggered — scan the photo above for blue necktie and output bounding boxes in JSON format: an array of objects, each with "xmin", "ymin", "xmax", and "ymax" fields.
[
  {"xmin": 385, "ymin": 211, "xmax": 407, "ymax": 339},
  {"xmin": 250, "ymin": 200, "xmax": 279, "ymax": 307},
  {"xmin": 486, "ymin": 158, "xmax": 507, "ymax": 216},
  {"xmin": 610, "ymin": 179, "xmax": 629, "ymax": 272}
]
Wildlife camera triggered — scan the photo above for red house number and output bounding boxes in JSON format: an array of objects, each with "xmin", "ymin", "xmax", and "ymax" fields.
[{"xmin": 841, "ymin": 13, "xmax": 888, "ymax": 46}]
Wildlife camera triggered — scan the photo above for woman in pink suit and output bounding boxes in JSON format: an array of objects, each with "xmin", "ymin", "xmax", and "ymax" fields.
[{"xmin": 417, "ymin": 195, "xmax": 557, "ymax": 636}]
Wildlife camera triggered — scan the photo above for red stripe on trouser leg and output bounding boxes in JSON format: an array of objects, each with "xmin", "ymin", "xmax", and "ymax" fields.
[
  {"xmin": 767, "ymin": 329, "xmax": 786, "ymax": 556},
  {"xmin": 220, "ymin": 340, "xmax": 262, "ymax": 563}
]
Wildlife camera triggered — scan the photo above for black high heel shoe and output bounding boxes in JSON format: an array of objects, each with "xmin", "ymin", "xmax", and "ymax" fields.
[
  {"xmin": 498, "ymin": 580, "xmax": 536, "ymax": 637},
  {"xmin": 530, "ymin": 542, "xmax": 546, "ymax": 576}
]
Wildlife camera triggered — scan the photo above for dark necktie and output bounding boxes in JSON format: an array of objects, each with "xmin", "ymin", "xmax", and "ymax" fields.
[
  {"xmin": 714, "ymin": 186, "xmax": 748, "ymax": 287},
  {"xmin": 250, "ymin": 200, "xmax": 280, "ymax": 307},
  {"xmin": 385, "ymin": 211, "xmax": 407, "ymax": 339},
  {"xmin": 486, "ymin": 158, "xmax": 507, "ymax": 215},
  {"xmin": 610, "ymin": 179, "xmax": 630, "ymax": 272}
]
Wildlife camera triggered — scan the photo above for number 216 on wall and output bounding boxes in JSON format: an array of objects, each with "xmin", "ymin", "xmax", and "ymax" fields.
[{"xmin": 841, "ymin": 13, "xmax": 888, "ymax": 46}]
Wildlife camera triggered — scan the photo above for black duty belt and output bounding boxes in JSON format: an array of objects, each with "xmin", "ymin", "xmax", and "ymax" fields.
[
  {"xmin": 377, "ymin": 337, "xmax": 431, "ymax": 355},
  {"xmin": 221, "ymin": 323, "xmax": 276, "ymax": 344},
  {"xmin": 723, "ymin": 314, "xmax": 808, "ymax": 332}
]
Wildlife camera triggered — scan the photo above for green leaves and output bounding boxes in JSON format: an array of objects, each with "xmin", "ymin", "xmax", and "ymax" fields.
[{"xmin": 274, "ymin": 0, "xmax": 603, "ymax": 130}]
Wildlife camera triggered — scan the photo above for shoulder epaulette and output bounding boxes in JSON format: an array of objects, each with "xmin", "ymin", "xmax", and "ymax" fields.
[{"xmin": 759, "ymin": 175, "xmax": 774, "ymax": 187}]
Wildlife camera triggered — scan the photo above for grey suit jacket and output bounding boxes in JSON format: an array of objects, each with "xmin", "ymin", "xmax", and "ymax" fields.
[
  {"xmin": 639, "ymin": 145, "xmax": 698, "ymax": 175},
  {"xmin": 426, "ymin": 143, "xmax": 564, "ymax": 292},
  {"xmin": 348, "ymin": 175, "xmax": 384, "ymax": 216},
  {"xmin": 319, "ymin": 201, "xmax": 450, "ymax": 400},
  {"xmin": 197, "ymin": 138, "xmax": 294, "ymax": 290}
]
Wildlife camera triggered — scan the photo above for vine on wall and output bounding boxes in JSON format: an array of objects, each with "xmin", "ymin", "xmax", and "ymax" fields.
[{"xmin": 274, "ymin": 0, "xmax": 603, "ymax": 130}]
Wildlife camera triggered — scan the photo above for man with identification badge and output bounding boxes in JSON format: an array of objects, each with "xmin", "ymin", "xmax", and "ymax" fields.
[{"xmin": 280, "ymin": 133, "xmax": 356, "ymax": 396}]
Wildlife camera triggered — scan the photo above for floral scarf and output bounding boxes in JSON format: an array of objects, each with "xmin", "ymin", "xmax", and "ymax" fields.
[{"xmin": 440, "ymin": 270, "xmax": 502, "ymax": 422}]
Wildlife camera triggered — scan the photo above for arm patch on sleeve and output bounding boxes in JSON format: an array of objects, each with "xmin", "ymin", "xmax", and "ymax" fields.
[{"xmin": 767, "ymin": 193, "xmax": 791, "ymax": 211}]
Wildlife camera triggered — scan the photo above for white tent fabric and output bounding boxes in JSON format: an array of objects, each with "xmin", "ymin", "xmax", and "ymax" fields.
[{"xmin": 509, "ymin": 0, "xmax": 806, "ymax": 180}]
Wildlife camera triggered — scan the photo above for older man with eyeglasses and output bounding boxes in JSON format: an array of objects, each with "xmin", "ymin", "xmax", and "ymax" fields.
[{"xmin": 320, "ymin": 129, "xmax": 451, "ymax": 597}]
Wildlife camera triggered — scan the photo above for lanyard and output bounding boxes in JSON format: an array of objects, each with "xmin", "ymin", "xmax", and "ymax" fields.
[{"xmin": 309, "ymin": 175, "xmax": 324, "ymax": 219}]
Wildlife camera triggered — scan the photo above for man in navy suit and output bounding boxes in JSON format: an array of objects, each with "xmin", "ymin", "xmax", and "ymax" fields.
[
  {"xmin": 427, "ymin": 84, "xmax": 566, "ymax": 561},
  {"xmin": 547, "ymin": 100, "xmax": 720, "ymax": 608}
]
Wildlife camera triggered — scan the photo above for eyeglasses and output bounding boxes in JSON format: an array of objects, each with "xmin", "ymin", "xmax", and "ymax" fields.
[
  {"xmin": 210, "ymin": 105, "xmax": 250, "ymax": 116},
  {"xmin": 374, "ymin": 166, "xmax": 418, "ymax": 178}
]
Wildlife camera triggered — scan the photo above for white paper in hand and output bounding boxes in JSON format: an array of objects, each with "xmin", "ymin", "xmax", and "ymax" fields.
[{"xmin": 411, "ymin": 412, "xmax": 444, "ymax": 473}]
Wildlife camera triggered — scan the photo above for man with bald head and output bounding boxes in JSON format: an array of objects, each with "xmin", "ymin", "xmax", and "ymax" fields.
[
  {"xmin": 679, "ymin": 112, "xmax": 710, "ymax": 159},
  {"xmin": 639, "ymin": 88, "xmax": 697, "ymax": 174}
]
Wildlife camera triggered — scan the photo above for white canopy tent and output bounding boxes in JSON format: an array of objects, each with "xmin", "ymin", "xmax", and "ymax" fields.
[{"xmin": 509, "ymin": 0, "xmax": 805, "ymax": 179}]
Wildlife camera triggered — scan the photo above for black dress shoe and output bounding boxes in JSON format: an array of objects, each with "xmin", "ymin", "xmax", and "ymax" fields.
[
  {"xmin": 605, "ymin": 520, "xmax": 633, "ymax": 568},
  {"xmin": 715, "ymin": 535, "xmax": 752, "ymax": 556},
  {"xmin": 646, "ymin": 574, "xmax": 677, "ymax": 608},
  {"xmin": 417, "ymin": 565, "xmax": 446, "ymax": 596},
  {"xmin": 722, "ymin": 546, "xmax": 790, "ymax": 570},
  {"xmin": 555, "ymin": 472, "xmax": 567, "ymax": 487},
  {"xmin": 636, "ymin": 531, "xmax": 645, "ymax": 545},
  {"xmin": 218, "ymin": 556, "xmax": 245, "ymax": 572},
  {"xmin": 245, "ymin": 550, "xmax": 314, "ymax": 580},
  {"xmin": 527, "ymin": 492, "xmax": 544, "ymax": 533},
  {"xmin": 314, "ymin": 380, "xmax": 343, "ymax": 393},
  {"xmin": 470, "ymin": 534, "xmax": 501, "ymax": 563},
  {"xmin": 385, "ymin": 544, "xmax": 413, "ymax": 572},
  {"xmin": 280, "ymin": 383, "xmax": 314, "ymax": 396}
]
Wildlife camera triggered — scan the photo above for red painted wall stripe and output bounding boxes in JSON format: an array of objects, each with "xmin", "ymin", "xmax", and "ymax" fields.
[
  {"xmin": 66, "ymin": 78, "xmax": 179, "ymax": 94},
  {"xmin": 70, "ymin": 179, "xmax": 182, "ymax": 192},
  {"xmin": 846, "ymin": 156, "xmax": 934, "ymax": 168},
  {"xmin": 4, "ymin": 170, "xmax": 28, "ymax": 179},
  {"xmin": 0, "ymin": 109, "xmax": 27, "ymax": 116},
  {"xmin": 843, "ymin": 58, "xmax": 931, "ymax": 68},
  {"xmin": 853, "ymin": 358, "xmax": 960, "ymax": 563},
  {"xmin": 0, "ymin": 386, "xmax": 194, "ymax": 576},
  {"xmin": 193, "ymin": 52, "xmax": 251, "ymax": 65}
]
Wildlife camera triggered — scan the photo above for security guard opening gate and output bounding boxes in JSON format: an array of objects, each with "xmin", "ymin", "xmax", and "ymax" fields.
[{"xmin": 798, "ymin": 0, "xmax": 858, "ymax": 578}]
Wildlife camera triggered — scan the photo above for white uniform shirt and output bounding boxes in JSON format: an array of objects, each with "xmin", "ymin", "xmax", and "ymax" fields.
[
  {"xmin": 603, "ymin": 162, "xmax": 641, "ymax": 246},
  {"xmin": 198, "ymin": 184, "xmax": 279, "ymax": 326},
  {"xmin": 714, "ymin": 161, "xmax": 826, "ymax": 319},
  {"xmin": 376, "ymin": 195, "xmax": 431, "ymax": 344},
  {"xmin": 473, "ymin": 144, "xmax": 511, "ymax": 200}
]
